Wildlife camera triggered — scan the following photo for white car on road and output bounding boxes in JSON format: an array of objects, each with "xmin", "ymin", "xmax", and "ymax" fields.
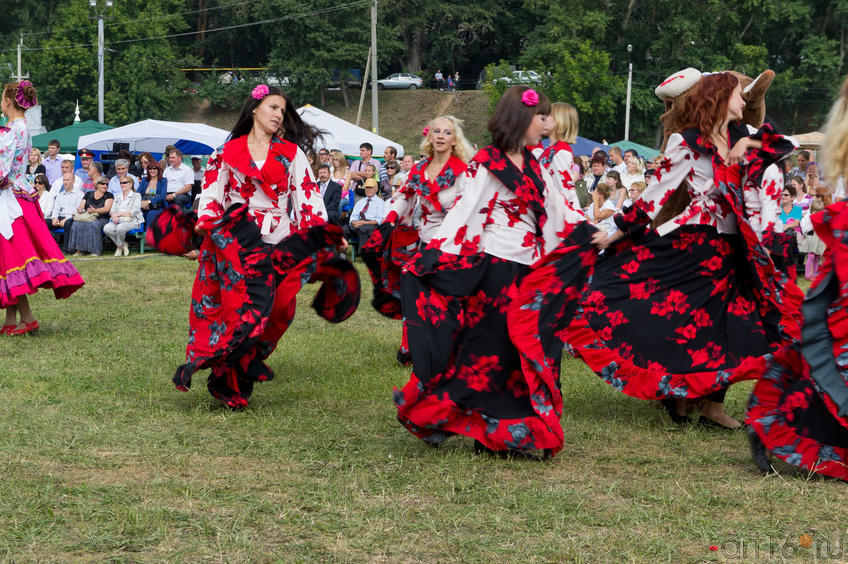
[{"xmin": 376, "ymin": 73, "xmax": 424, "ymax": 90}]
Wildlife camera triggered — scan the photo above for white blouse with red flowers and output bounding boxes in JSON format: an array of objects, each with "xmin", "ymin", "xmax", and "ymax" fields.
[
  {"xmin": 538, "ymin": 141, "xmax": 581, "ymax": 211},
  {"xmin": 426, "ymin": 151, "xmax": 587, "ymax": 266},
  {"xmin": 627, "ymin": 132, "xmax": 730, "ymax": 233},
  {"xmin": 197, "ymin": 136, "xmax": 327, "ymax": 245},
  {"xmin": 383, "ymin": 155, "xmax": 466, "ymax": 244},
  {"xmin": 744, "ymin": 163, "xmax": 784, "ymax": 236}
]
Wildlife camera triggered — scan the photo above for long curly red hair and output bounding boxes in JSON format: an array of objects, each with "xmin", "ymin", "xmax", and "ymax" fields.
[{"xmin": 679, "ymin": 73, "xmax": 739, "ymax": 134}]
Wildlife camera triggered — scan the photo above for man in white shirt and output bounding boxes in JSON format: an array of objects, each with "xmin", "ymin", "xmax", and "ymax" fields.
[
  {"xmin": 107, "ymin": 158, "xmax": 140, "ymax": 195},
  {"xmin": 43, "ymin": 159, "xmax": 82, "ymax": 217},
  {"xmin": 48, "ymin": 172, "xmax": 85, "ymax": 251},
  {"xmin": 609, "ymin": 146, "xmax": 627, "ymax": 175},
  {"xmin": 343, "ymin": 178, "xmax": 385, "ymax": 241},
  {"xmin": 163, "ymin": 148, "xmax": 194, "ymax": 207},
  {"xmin": 395, "ymin": 154, "xmax": 415, "ymax": 189}
]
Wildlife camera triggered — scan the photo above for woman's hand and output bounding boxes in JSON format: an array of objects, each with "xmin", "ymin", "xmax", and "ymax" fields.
[
  {"xmin": 194, "ymin": 225, "xmax": 207, "ymax": 235},
  {"xmin": 726, "ymin": 138, "xmax": 750, "ymax": 165},
  {"xmin": 591, "ymin": 230, "xmax": 624, "ymax": 249},
  {"xmin": 111, "ymin": 216, "xmax": 120, "ymax": 224}
]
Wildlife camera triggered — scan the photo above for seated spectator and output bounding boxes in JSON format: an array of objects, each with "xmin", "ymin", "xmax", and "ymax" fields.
[
  {"xmin": 779, "ymin": 184, "xmax": 803, "ymax": 234},
  {"xmin": 316, "ymin": 164, "xmax": 341, "ymax": 225},
  {"xmin": 382, "ymin": 159, "xmax": 400, "ymax": 198},
  {"xmin": 381, "ymin": 146, "xmax": 397, "ymax": 182},
  {"xmin": 588, "ymin": 183, "xmax": 618, "ymax": 234},
  {"xmin": 348, "ymin": 142, "xmax": 380, "ymax": 195},
  {"xmin": 395, "ymin": 154, "xmax": 415, "ymax": 188},
  {"xmin": 69, "ymin": 178, "xmax": 114, "ymax": 256},
  {"xmin": 89, "ymin": 162, "xmax": 105, "ymax": 188},
  {"xmin": 191, "ymin": 156, "xmax": 205, "ymax": 201},
  {"xmin": 318, "ymin": 148, "xmax": 331, "ymax": 164},
  {"xmin": 604, "ymin": 170, "xmax": 628, "ymax": 210},
  {"xmin": 330, "ymin": 150, "xmax": 353, "ymax": 216},
  {"xmin": 582, "ymin": 152, "xmax": 608, "ymax": 193},
  {"xmin": 33, "ymin": 174, "xmax": 51, "ymax": 216},
  {"xmin": 107, "ymin": 158, "xmax": 140, "ymax": 195},
  {"xmin": 163, "ymin": 148, "xmax": 193, "ymax": 207},
  {"xmin": 623, "ymin": 180, "xmax": 647, "ymax": 208},
  {"xmin": 789, "ymin": 175, "xmax": 813, "ymax": 210},
  {"xmin": 137, "ymin": 152, "xmax": 155, "ymax": 175},
  {"xmin": 342, "ymin": 178, "xmax": 385, "ymax": 241},
  {"xmin": 51, "ymin": 159, "xmax": 80, "ymax": 193},
  {"xmin": 25, "ymin": 147, "xmax": 46, "ymax": 184},
  {"xmin": 103, "ymin": 176, "xmax": 143, "ymax": 256},
  {"xmin": 620, "ymin": 152, "xmax": 646, "ymax": 190},
  {"xmin": 75, "ymin": 148, "xmax": 96, "ymax": 192},
  {"xmin": 358, "ymin": 163, "xmax": 379, "ymax": 200},
  {"xmin": 48, "ymin": 172, "xmax": 85, "ymax": 252},
  {"xmin": 139, "ymin": 160, "xmax": 168, "ymax": 225}
]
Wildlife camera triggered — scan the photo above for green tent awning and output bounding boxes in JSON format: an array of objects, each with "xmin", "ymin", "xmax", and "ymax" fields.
[
  {"xmin": 610, "ymin": 140, "xmax": 662, "ymax": 161},
  {"xmin": 31, "ymin": 120, "xmax": 113, "ymax": 152}
]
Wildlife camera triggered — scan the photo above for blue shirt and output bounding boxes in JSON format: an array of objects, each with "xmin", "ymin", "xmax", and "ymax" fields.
[{"xmin": 779, "ymin": 204, "xmax": 803, "ymax": 227}]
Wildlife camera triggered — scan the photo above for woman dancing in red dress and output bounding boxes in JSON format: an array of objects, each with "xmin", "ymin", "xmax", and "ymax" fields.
[
  {"xmin": 394, "ymin": 87, "xmax": 595, "ymax": 456},
  {"xmin": 149, "ymin": 85, "xmax": 358, "ymax": 409},
  {"xmin": 746, "ymin": 77, "xmax": 848, "ymax": 479},
  {"xmin": 361, "ymin": 115, "xmax": 474, "ymax": 362}
]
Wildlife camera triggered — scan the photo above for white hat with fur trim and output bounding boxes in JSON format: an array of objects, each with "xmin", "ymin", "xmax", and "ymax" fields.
[{"xmin": 655, "ymin": 68, "xmax": 702, "ymax": 101}]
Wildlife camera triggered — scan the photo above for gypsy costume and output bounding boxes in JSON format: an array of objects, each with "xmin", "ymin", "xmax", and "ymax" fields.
[
  {"xmin": 746, "ymin": 201, "xmax": 848, "ymax": 480},
  {"xmin": 525, "ymin": 124, "xmax": 801, "ymax": 403},
  {"xmin": 393, "ymin": 146, "xmax": 594, "ymax": 455},
  {"xmin": 149, "ymin": 136, "xmax": 359, "ymax": 409},
  {"xmin": 360, "ymin": 155, "xmax": 466, "ymax": 361},
  {"xmin": 0, "ymin": 118, "xmax": 83, "ymax": 307},
  {"xmin": 538, "ymin": 141, "xmax": 582, "ymax": 211}
]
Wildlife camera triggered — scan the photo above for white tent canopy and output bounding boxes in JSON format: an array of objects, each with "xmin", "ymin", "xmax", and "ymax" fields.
[
  {"xmin": 76, "ymin": 119, "xmax": 230, "ymax": 155},
  {"xmin": 297, "ymin": 105, "xmax": 404, "ymax": 157}
]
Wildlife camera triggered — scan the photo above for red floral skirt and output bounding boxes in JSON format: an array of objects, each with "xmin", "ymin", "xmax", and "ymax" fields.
[
  {"xmin": 746, "ymin": 259, "xmax": 848, "ymax": 480},
  {"xmin": 561, "ymin": 225, "xmax": 788, "ymax": 399},
  {"xmin": 0, "ymin": 193, "xmax": 84, "ymax": 307},
  {"xmin": 394, "ymin": 236, "xmax": 594, "ymax": 456},
  {"xmin": 762, "ymin": 230, "xmax": 798, "ymax": 284},
  {"xmin": 150, "ymin": 204, "xmax": 358, "ymax": 408}
]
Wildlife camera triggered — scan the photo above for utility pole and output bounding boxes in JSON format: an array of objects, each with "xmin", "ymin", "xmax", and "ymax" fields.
[
  {"xmin": 624, "ymin": 44, "xmax": 633, "ymax": 141},
  {"xmin": 89, "ymin": 0, "xmax": 114, "ymax": 123},
  {"xmin": 15, "ymin": 35, "xmax": 27, "ymax": 81},
  {"xmin": 370, "ymin": 0, "xmax": 378, "ymax": 134},
  {"xmin": 356, "ymin": 47, "xmax": 371, "ymax": 127}
]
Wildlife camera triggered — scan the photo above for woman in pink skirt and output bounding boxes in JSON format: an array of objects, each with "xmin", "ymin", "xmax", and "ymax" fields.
[{"xmin": 0, "ymin": 81, "xmax": 84, "ymax": 335}]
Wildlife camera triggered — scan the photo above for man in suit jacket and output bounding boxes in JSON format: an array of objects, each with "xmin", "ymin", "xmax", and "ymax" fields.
[{"xmin": 317, "ymin": 164, "xmax": 341, "ymax": 224}]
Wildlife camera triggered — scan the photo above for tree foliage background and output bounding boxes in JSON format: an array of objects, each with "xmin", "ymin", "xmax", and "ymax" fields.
[{"xmin": 0, "ymin": 0, "xmax": 846, "ymax": 145}]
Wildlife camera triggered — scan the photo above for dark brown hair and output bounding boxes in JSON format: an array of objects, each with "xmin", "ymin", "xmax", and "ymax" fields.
[
  {"xmin": 487, "ymin": 86, "xmax": 551, "ymax": 153},
  {"xmin": 230, "ymin": 86, "xmax": 325, "ymax": 156},
  {"xmin": 679, "ymin": 73, "xmax": 739, "ymax": 135}
]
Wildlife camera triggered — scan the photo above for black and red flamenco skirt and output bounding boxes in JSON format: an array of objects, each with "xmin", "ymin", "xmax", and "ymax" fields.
[
  {"xmin": 561, "ymin": 225, "xmax": 782, "ymax": 400},
  {"xmin": 746, "ymin": 204, "xmax": 848, "ymax": 480},
  {"xmin": 762, "ymin": 229, "xmax": 799, "ymax": 284},
  {"xmin": 0, "ymin": 192, "xmax": 84, "ymax": 307},
  {"xmin": 148, "ymin": 204, "xmax": 359, "ymax": 408},
  {"xmin": 360, "ymin": 223, "xmax": 420, "ymax": 363},
  {"xmin": 395, "ymin": 227, "xmax": 595, "ymax": 456}
]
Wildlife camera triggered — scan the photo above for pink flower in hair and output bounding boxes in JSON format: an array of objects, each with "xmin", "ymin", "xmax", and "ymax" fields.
[
  {"xmin": 521, "ymin": 89, "xmax": 539, "ymax": 107},
  {"xmin": 422, "ymin": 126, "xmax": 430, "ymax": 137},
  {"xmin": 252, "ymin": 84, "xmax": 270, "ymax": 100},
  {"xmin": 15, "ymin": 81, "xmax": 37, "ymax": 109}
]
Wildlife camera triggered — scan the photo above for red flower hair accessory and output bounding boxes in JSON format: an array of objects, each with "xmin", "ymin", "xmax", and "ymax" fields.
[
  {"xmin": 15, "ymin": 81, "xmax": 37, "ymax": 109},
  {"xmin": 422, "ymin": 126, "xmax": 430, "ymax": 137},
  {"xmin": 252, "ymin": 84, "xmax": 270, "ymax": 100},
  {"xmin": 521, "ymin": 89, "xmax": 539, "ymax": 107}
]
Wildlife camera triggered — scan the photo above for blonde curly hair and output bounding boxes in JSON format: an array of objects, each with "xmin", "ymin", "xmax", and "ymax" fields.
[
  {"xmin": 419, "ymin": 115, "xmax": 475, "ymax": 163},
  {"xmin": 821, "ymin": 75, "xmax": 848, "ymax": 188}
]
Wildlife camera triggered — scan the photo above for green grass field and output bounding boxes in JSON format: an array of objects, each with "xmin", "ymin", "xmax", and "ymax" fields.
[{"xmin": 0, "ymin": 255, "xmax": 844, "ymax": 561}]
